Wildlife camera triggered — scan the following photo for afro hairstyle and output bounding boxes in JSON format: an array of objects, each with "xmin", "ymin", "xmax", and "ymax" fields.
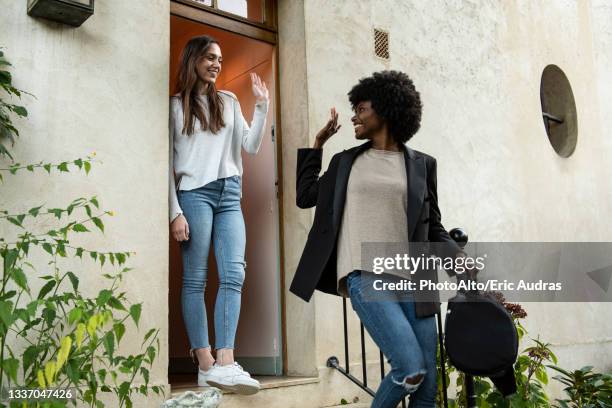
[{"xmin": 348, "ymin": 70, "xmax": 422, "ymax": 144}]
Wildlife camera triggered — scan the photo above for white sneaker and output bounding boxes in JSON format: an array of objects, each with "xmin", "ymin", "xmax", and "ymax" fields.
[
  {"xmin": 197, "ymin": 366, "xmax": 214, "ymax": 387},
  {"xmin": 205, "ymin": 362, "xmax": 261, "ymax": 395}
]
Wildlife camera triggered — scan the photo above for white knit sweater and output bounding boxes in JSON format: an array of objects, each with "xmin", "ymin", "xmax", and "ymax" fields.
[{"xmin": 169, "ymin": 90, "xmax": 269, "ymax": 221}]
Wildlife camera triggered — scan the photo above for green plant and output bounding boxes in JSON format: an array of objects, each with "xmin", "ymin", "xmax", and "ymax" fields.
[
  {"xmin": 0, "ymin": 48, "xmax": 162, "ymax": 407},
  {"xmin": 549, "ymin": 365, "xmax": 612, "ymax": 408},
  {"xmin": 0, "ymin": 47, "xmax": 29, "ymax": 161},
  {"xmin": 483, "ymin": 338, "xmax": 556, "ymax": 408}
]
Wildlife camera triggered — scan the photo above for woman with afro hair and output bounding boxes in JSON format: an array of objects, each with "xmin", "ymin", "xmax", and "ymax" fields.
[{"xmin": 290, "ymin": 70, "xmax": 465, "ymax": 407}]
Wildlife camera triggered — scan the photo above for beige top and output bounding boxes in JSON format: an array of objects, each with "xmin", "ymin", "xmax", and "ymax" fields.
[{"xmin": 336, "ymin": 148, "xmax": 409, "ymax": 296}]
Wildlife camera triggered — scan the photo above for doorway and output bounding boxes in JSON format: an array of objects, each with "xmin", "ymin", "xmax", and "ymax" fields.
[{"xmin": 168, "ymin": 6, "xmax": 282, "ymax": 381}]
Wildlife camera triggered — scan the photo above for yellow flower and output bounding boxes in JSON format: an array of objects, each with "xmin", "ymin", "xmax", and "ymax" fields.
[
  {"xmin": 108, "ymin": 210, "xmax": 115, "ymax": 216},
  {"xmin": 37, "ymin": 369, "xmax": 46, "ymax": 388},
  {"xmin": 44, "ymin": 361, "xmax": 56, "ymax": 385}
]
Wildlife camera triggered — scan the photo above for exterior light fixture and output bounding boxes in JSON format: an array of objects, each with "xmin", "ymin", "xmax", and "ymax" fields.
[{"xmin": 27, "ymin": 0, "xmax": 94, "ymax": 27}]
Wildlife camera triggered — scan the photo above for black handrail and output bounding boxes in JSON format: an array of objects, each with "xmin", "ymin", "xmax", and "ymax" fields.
[{"xmin": 327, "ymin": 296, "xmax": 407, "ymax": 407}]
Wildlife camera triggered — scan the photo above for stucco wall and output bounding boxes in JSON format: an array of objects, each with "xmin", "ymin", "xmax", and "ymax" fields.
[
  {"xmin": 281, "ymin": 0, "xmax": 612, "ymax": 403},
  {"xmin": 0, "ymin": 0, "xmax": 170, "ymax": 405}
]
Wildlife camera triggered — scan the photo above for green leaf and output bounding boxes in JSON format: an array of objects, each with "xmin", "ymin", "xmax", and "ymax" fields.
[
  {"xmin": 108, "ymin": 296, "xmax": 126, "ymax": 311},
  {"xmin": 84, "ymin": 204, "xmax": 92, "ymax": 217},
  {"xmin": 23, "ymin": 345, "xmax": 41, "ymax": 373},
  {"xmin": 99, "ymin": 253, "xmax": 106, "ymax": 266},
  {"xmin": 37, "ymin": 280, "xmax": 56, "ymax": 300},
  {"xmin": 0, "ymin": 290, "xmax": 16, "ymax": 301},
  {"xmin": 26, "ymin": 300, "xmax": 39, "ymax": 317},
  {"xmin": 26, "ymin": 164, "xmax": 34, "ymax": 171},
  {"xmin": 2, "ymin": 357, "xmax": 19, "ymax": 383},
  {"xmin": 3, "ymin": 248, "xmax": 18, "ymax": 274},
  {"xmin": 56, "ymin": 241, "xmax": 66, "ymax": 257},
  {"xmin": 7, "ymin": 216, "xmax": 23, "ymax": 227},
  {"xmin": 28, "ymin": 205, "xmax": 43, "ymax": 217},
  {"xmin": 116, "ymin": 252, "xmax": 126, "ymax": 265},
  {"xmin": 84, "ymin": 161, "xmax": 91, "ymax": 174},
  {"xmin": 68, "ymin": 307, "xmax": 82, "ymax": 324},
  {"xmin": 41, "ymin": 242, "xmax": 54, "ymax": 254},
  {"xmin": 0, "ymin": 300, "xmax": 15, "ymax": 326},
  {"xmin": 96, "ymin": 289, "xmax": 112, "ymax": 306},
  {"xmin": 11, "ymin": 267, "xmax": 28, "ymax": 291},
  {"xmin": 75, "ymin": 247, "xmax": 84, "ymax": 258},
  {"xmin": 146, "ymin": 346, "xmax": 156, "ymax": 365},
  {"xmin": 536, "ymin": 367, "xmax": 548, "ymax": 384},
  {"xmin": 103, "ymin": 331, "xmax": 115, "ymax": 358},
  {"xmin": 129, "ymin": 304, "xmax": 142, "ymax": 327},
  {"xmin": 90, "ymin": 251, "xmax": 97, "ymax": 261},
  {"xmin": 92, "ymin": 217, "xmax": 104, "ymax": 233},
  {"xmin": 13, "ymin": 105, "xmax": 27, "ymax": 117},
  {"xmin": 140, "ymin": 366, "xmax": 150, "ymax": 384},
  {"xmin": 66, "ymin": 271, "xmax": 79, "ymax": 291},
  {"xmin": 66, "ymin": 359, "xmax": 80, "ymax": 383},
  {"xmin": 90, "ymin": 196, "xmax": 99, "ymax": 208},
  {"xmin": 142, "ymin": 328, "xmax": 156, "ymax": 345},
  {"xmin": 74, "ymin": 158, "xmax": 83, "ymax": 169},
  {"xmin": 42, "ymin": 306, "xmax": 56, "ymax": 326},
  {"xmin": 72, "ymin": 223, "xmax": 89, "ymax": 232},
  {"xmin": 0, "ymin": 70, "xmax": 12, "ymax": 83},
  {"xmin": 113, "ymin": 323, "xmax": 126, "ymax": 343},
  {"xmin": 58, "ymin": 162, "xmax": 69, "ymax": 172},
  {"xmin": 118, "ymin": 382, "xmax": 130, "ymax": 399},
  {"xmin": 43, "ymin": 163, "xmax": 51, "ymax": 174}
]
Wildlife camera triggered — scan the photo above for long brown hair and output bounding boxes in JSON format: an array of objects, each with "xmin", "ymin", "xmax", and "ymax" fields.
[{"xmin": 175, "ymin": 35, "xmax": 225, "ymax": 135}]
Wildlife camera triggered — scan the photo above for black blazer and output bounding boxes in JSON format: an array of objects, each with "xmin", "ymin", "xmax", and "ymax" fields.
[{"xmin": 289, "ymin": 141, "xmax": 462, "ymax": 318}]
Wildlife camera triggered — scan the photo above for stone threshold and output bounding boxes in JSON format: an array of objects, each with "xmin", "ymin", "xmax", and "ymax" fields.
[{"xmin": 170, "ymin": 375, "xmax": 320, "ymax": 397}]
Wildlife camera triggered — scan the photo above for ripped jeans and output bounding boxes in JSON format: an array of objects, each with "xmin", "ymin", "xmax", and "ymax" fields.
[
  {"xmin": 178, "ymin": 176, "xmax": 246, "ymax": 350},
  {"xmin": 347, "ymin": 271, "xmax": 437, "ymax": 408}
]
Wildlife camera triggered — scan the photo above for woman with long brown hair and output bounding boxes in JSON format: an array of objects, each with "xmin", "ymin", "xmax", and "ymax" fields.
[{"xmin": 169, "ymin": 35, "xmax": 268, "ymax": 395}]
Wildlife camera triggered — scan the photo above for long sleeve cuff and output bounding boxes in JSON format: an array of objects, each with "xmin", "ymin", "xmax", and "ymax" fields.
[{"xmin": 254, "ymin": 99, "xmax": 270, "ymax": 113}]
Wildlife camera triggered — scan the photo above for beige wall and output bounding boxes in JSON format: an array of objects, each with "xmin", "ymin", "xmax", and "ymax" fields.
[
  {"xmin": 0, "ymin": 0, "xmax": 170, "ymax": 405},
  {"xmin": 280, "ymin": 0, "xmax": 612, "ymax": 403}
]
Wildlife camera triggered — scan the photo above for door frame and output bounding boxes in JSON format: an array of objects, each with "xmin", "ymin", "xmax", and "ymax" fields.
[
  {"xmin": 169, "ymin": 0, "xmax": 288, "ymax": 376},
  {"xmin": 171, "ymin": 0, "xmax": 277, "ymax": 44}
]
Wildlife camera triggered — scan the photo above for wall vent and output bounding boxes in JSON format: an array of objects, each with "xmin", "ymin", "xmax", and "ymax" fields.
[{"xmin": 374, "ymin": 28, "xmax": 390, "ymax": 60}]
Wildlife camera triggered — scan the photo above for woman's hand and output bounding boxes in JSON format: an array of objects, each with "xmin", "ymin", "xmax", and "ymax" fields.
[
  {"xmin": 250, "ymin": 73, "xmax": 269, "ymax": 104},
  {"xmin": 171, "ymin": 214, "xmax": 190, "ymax": 242},
  {"xmin": 313, "ymin": 107, "xmax": 341, "ymax": 149}
]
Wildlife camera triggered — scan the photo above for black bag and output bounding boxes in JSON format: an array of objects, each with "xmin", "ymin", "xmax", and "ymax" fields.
[{"xmin": 444, "ymin": 291, "xmax": 518, "ymax": 377}]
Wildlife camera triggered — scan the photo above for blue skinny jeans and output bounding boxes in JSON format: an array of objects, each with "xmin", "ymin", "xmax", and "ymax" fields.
[
  {"xmin": 347, "ymin": 271, "xmax": 437, "ymax": 408},
  {"xmin": 178, "ymin": 175, "xmax": 245, "ymax": 351}
]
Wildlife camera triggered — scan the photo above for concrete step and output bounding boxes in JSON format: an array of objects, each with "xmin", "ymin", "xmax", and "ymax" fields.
[{"xmin": 169, "ymin": 371, "xmax": 373, "ymax": 408}]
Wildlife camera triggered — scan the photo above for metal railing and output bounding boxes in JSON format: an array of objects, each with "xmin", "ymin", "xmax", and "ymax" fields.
[{"xmin": 326, "ymin": 296, "xmax": 409, "ymax": 407}]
